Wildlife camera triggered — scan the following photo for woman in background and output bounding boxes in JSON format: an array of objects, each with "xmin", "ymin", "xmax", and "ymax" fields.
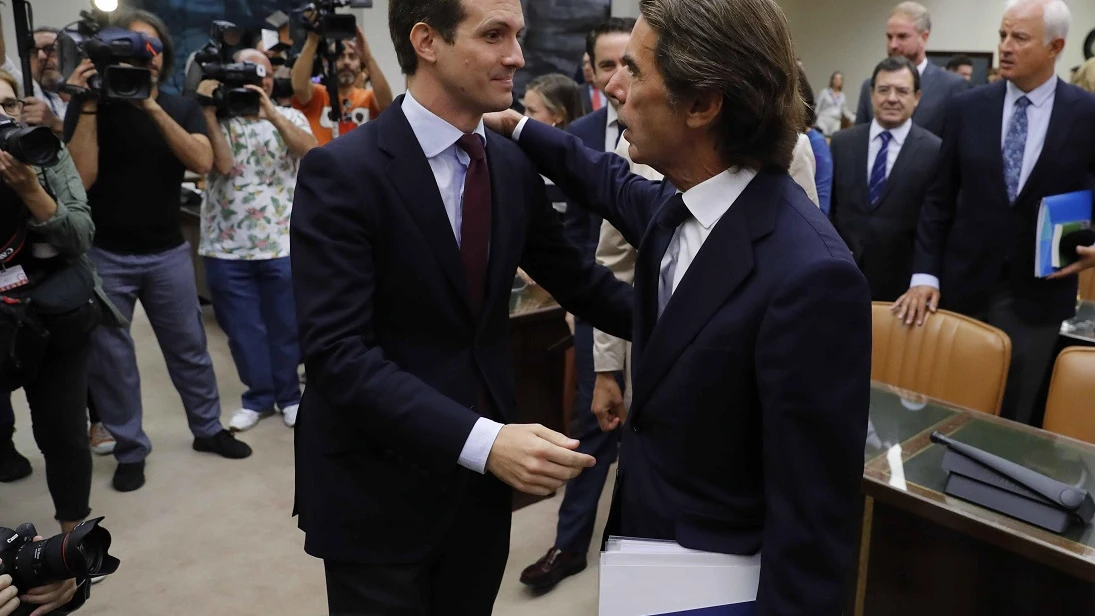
[
  {"xmin": 1073, "ymin": 58, "xmax": 1095, "ymax": 93},
  {"xmin": 815, "ymin": 71, "xmax": 855, "ymax": 137},
  {"xmin": 799, "ymin": 70, "xmax": 834, "ymax": 216}
]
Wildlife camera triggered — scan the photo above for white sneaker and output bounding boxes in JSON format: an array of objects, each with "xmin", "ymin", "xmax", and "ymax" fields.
[
  {"xmin": 228, "ymin": 409, "xmax": 268, "ymax": 432},
  {"xmin": 281, "ymin": 404, "xmax": 299, "ymax": 428}
]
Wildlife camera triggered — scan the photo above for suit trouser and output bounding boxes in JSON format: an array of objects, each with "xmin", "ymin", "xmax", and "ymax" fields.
[
  {"xmin": 87, "ymin": 244, "xmax": 224, "ymax": 464},
  {"xmin": 974, "ymin": 287, "xmax": 1061, "ymax": 426},
  {"xmin": 555, "ymin": 319, "xmax": 621, "ymax": 553},
  {"xmin": 323, "ymin": 473, "xmax": 512, "ymax": 616}
]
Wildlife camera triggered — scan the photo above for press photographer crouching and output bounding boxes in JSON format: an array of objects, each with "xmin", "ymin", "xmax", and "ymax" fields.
[
  {"xmin": 195, "ymin": 46, "xmax": 315, "ymax": 431},
  {"xmin": 62, "ymin": 9, "xmax": 251, "ymax": 494},
  {"xmin": 0, "ymin": 67, "xmax": 126, "ymax": 535}
]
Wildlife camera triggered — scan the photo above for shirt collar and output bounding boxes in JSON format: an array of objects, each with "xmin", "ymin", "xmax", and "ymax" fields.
[
  {"xmin": 1005, "ymin": 74, "xmax": 1057, "ymax": 109},
  {"xmin": 680, "ymin": 167, "xmax": 758, "ymax": 230},
  {"xmin": 606, "ymin": 102, "xmax": 618, "ymax": 127},
  {"xmin": 402, "ymin": 90, "xmax": 487, "ymax": 159},
  {"xmin": 917, "ymin": 58, "xmax": 928, "ymax": 75},
  {"xmin": 869, "ymin": 117, "xmax": 913, "ymax": 145}
]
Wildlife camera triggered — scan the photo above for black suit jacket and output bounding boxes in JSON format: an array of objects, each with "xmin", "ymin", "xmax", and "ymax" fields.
[
  {"xmin": 290, "ymin": 97, "xmax": 634, "ymax": 564},
  {"xmin": 563, "ymin": 107, "xmax": 610, "ymax": 262},
  {"xmin": 515, "ymin": 119, "xmax": 872, "ymax": 615},
  {"xmin": 913, "ymin": 79, "xmax": 1095, "ymax": 324},
  {"xmin": 830, "ymin": 123, "xmax": 942, "ymax": 301},
  {"xmin": 856, "ymin": 61, "xmax": 970, "ymax": 137}
]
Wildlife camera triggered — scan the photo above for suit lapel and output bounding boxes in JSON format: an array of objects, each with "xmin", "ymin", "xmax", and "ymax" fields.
[
  {"xmin": 852, "ymin": 126, "xmax": 871, "ymax": 208},
  {"xmin": 631, "ymin": 173, "xmax": 782, "ymax": 409},
  {"xmin": 985, "ymin": 82, "xmax": 1011, "ymax": 205},
  {"xmin": 480, "ymin": 131, "xmax": 518, "ymax": 327},
  {"xmin": 378, "ymin": 100, "xmax": 473, "ymax": 316},
  {"xmin": 1016, "ymin": 80, "xmax": 1073, "ymax": 206}
]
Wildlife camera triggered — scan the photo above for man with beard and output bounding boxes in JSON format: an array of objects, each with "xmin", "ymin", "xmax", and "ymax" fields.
[
  {"xmin": 0, "ymin": 25, "xmax": 69, "ymax": 136},
  {"xmin": 291, "ymin": 21, "xmax": 394, "ymax": 145}
]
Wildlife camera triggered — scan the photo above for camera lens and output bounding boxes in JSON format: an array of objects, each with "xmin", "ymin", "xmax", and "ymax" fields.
[
  {"xmin": 6, "ymin": 518, "xmax": 119, "ymax": 589},
  {"xmin": 0, "ymin": 119, "xmax": 61, "ymax": 167}
]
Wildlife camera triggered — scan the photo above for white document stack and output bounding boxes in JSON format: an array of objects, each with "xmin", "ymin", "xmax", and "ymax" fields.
[{"xmin": 599, "ymin": 537, "xmax": 760, "ymax": 616}]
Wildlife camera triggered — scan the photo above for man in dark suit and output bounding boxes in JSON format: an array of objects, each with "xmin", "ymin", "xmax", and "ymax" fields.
[
  {"xmin": 519, "ymin": 16, "xmax": 635, "ymax": 591},
  {"xmin": 290, "ymin": 0, "xmax": 634, "ymax": 613},
  {"xmin": 488, "ymin": 0, "xmax": 872, "ymax": 612},
  {"xmin": 576, "ymin": 52, "xmax": 606, "ymax": 115},
  {"xmin": 831, "ymin": 56, "xmax": 942, "ymax": 301},
  {"xmin": 854, "ymin": 2, "xmax": 970, "ymax": 137},
  {"xmin": 895, "ymin": 0, "xmax": 1095, "ymax": 426}
]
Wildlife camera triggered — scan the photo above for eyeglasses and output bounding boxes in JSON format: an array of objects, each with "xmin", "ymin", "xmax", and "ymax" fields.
[
  {"xmin": 0, "ymin": 99, "xmax": 24, "ymax": 115},
  {"xmin": 874, "ymin": 85, "xmax": 914, "ymax": 98},
  {"xmin": 33, "ymin": 44, "xmax": 57, "ymax": 57}
]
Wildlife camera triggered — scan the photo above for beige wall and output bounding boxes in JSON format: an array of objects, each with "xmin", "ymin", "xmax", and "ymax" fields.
[{"xmin": 786, "ymin": 0, "xmax": 1094, "ymax": 96}]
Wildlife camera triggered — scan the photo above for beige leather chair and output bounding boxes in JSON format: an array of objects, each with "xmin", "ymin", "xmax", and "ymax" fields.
[
  {"xmin": 872, "ymin": 302, "xmax": 1012, "ymax": 415},
  {"xmin": 1043, "ymin": 347, "xmax": 1095, "ymax": 445},
  {"xmin": 1080, "ymin": 269, "xmax": 1095, "ymax": 302}
]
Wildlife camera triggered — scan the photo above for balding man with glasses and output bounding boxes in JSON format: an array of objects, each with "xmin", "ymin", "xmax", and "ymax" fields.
[{"xmin": 0, "ymin": 16, "xmax": 72, "ymax": 137}]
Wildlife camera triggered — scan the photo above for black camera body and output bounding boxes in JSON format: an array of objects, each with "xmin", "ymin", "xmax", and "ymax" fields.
[
  {"xmin": 57, "ymin": 11, "xmax": 163, "ymax": 101},
  {"xmin": 0, "ymin": 517, "xmax": 119, "ymax": 616},
  {"xmin": 0, "ymin": 118, "xmax": 61, "ymax": 167},
  {"xmin": 295, "ymin": 0, "xmax": 373, "ymax": 41},
  {"xmin": 184, "ymin": 21, "xmax": 267, "ymax": 118}
]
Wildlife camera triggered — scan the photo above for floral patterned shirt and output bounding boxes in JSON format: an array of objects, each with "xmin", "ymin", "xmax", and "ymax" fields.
[{"xmin": 199, "ymin": 107, "xmax": 312, "ymax": 260}]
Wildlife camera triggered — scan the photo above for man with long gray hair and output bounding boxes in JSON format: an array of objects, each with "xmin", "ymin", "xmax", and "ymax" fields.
[
  {"xmin": 486, "ymin": 0, "xmax": 872, "ymax": 612},
  {"xmin": 854, "ymin": 1, "xmax": 969, "ymax": 136}
]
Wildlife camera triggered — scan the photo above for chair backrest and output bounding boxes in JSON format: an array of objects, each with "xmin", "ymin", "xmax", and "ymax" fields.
[
  {"xmin": 872, "ymin": 302, "xmax": 1012, "ymax": 415},
  {"xmin": 1080, "ymin": 269, "xmax": 1095, "ymax": 302},
  {"xmin": 1043, "ymin": 347, "xmax": 1095, "ymax": 445}
]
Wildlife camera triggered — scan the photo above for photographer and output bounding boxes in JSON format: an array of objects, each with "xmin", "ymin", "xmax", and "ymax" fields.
[
  {"xmin": 0, "ymin": 68, "xmax": 126, "ymax": 540},
  {"xmin": 64, "ymin": 9, "xmax": 252, "ymax": 494},
  {"xmin": 197, "ymin": 49, "xmax": 314, "ymax": 431},
  {"xmin": 290, "ymin": 23, "xmax": 392, "ymax": 145},
  {"xmin": 0, "ymin": 15, "xmax": 68, "ymax": 137},
  {"xmin": 1, "ymin": 567, "xmax": 80, "ymax": 616}
]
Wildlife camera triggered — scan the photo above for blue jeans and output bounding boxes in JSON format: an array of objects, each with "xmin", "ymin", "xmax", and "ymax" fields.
[
  {"xmin": 88, "ymin": 243, "xmax": 224, "ymax": 464},
  {"xmin": 204, "ymin": 257, "xmax": 301, "ymax": 413}
]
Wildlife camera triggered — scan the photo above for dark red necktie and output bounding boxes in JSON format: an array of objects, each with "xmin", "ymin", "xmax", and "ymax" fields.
[{"xmin": 457, "ymin": 134, "xmax": 491, "ymax": 315}]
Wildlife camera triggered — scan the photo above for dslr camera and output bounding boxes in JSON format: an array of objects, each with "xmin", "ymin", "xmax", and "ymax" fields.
[
  {"xmin": 0, "ymin": 118, "xmax": 61, "ymax": 167},
  {"xmin": 184, "ymin": 21, "xmax": 266, "ymax": 118},
  {"xmin": 56, "ymin": 10, "xmax": 163, "ymax": 101},
  {"xmin": 294, "ymin": 0, "xmax": 373, "ymax": 42},
  {"xmin": 0, "ymin": 517, "xmax": 119, "ymax": 616}
]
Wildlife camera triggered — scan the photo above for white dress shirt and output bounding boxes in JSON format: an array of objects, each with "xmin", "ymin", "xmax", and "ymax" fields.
[
  {"xmin": 604, "ymin": 103, "xmax": 621, "ymax": 153},
  {"xmin": 401, "ymin": 91, "xmax": 502, "ymax": 474},
  {"xmin": 867, "ymin": 117, "xmax": 913, "ymax": 182},
  {"xmin": 661, "ymin": 169, "xmax": 758, "ymax": 296},
  {"xmin": 916, "ymin": 58, "xmax": 928, "ymax": 75},
  {"xmin": 910, "ymin": 75, "xmax": 1058, "ymax": 291}
]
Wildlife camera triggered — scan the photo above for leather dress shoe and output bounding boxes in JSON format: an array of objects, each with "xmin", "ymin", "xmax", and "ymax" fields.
[{"xmin": 519, "ymin": 547, "xmax": 587, "ymax": 590}]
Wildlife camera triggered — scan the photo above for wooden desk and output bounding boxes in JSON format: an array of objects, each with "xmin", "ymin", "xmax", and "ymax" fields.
[
  {"xmin": 508, "ymin": 285, "xmax": 571, "ymax": 511},
  {"xmin": 855, "ymin": 383, "xmax": 1095, "ymax": 614}
]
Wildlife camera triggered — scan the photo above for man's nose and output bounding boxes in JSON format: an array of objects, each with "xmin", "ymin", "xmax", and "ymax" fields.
[
  {"xmin": 503, "ymin": 39, "xmax": 525, "ymax": 69},
  {"xmin": 605, "ymin": 69, "xmax": 628, "ymax": 105}
]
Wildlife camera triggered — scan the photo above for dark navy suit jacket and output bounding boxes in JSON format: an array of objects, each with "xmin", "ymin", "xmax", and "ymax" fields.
[
  {"xmin": 913, "ymin": 79, "xmax": 1095, "ymax": 324},
  {"xmin": 289, "ymin": 97, "xmax": 634, "ymax": 564},
  {"xmin": 515, "ymin": 119, "xmax": 872, "ymax": 615},
  {"xmin": 563, "ymin": 107, "xmax": 611, "ymax": 263}
]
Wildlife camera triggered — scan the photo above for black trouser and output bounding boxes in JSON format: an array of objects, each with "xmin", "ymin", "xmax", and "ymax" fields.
[{"xmin": 324, "ymin": 473, "xmax": 512, "ymax": 616}]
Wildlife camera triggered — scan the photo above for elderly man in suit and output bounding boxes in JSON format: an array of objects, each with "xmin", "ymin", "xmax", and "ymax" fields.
[
  {"xmin": 831, "ymin": 56, "xmax": 942, "ymax": 301},
  {"xmin": 895, "ymin": 0, "xmax": 1095, "ymax": 426},
  {"xmin": 855, "ymin": 2, "xmax": 970, "ymax": 137},
  {"xmin": 290, "ymin": 0, "xmax": 636, "ymax": 612},
  {"xmin": 487, "ymin": 0, "xmax": 872, "ymax": 612}
]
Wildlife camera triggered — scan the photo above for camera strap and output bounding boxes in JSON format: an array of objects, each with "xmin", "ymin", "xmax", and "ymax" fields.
[{"xmin": 0, "ymin": 210, "xmax": 28, "ymax": 267}]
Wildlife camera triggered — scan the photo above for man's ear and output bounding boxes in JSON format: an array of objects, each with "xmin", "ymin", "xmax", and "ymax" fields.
[
  {"xmin": 410, "ymin": 22, "xmax": 438, "ymax": 66},
  {"xmin": 685, "ymin": 90, "xmax": 722, "ymax": 130}
]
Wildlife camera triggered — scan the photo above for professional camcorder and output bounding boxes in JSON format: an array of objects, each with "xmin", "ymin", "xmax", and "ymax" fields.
[
  {"xmin": 184, "ymin": 21, "xmax": 266, "ymax": 118},
  {"xmin": 57, "ymin": 11, "xmax": 163, "ymax": 101},
  {"xmin": 0, "ymin": 118, "xmax": 61, "ymax": 167},
  {"xmin": 294, "ymin": 0, "xmax": 373, "ymax": 41},
  {"xmin": 0, "ymin": 517, "xmax": 119, "ymax": 616}
]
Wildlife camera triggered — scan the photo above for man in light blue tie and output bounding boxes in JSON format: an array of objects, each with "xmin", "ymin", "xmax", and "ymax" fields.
[{"xmin": 895, "ymin": 0, "xmax": 1095, "ymax": 425}]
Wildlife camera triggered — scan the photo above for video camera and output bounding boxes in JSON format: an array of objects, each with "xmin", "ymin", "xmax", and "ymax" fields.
[
  {"xmin": 57, "ymin": 11, "xmax": 162, "ymax": 101},
  {"xmin": 183, "ymin": 21, "xmax": 267, "ymax": 118},
  {"xmin": 0, "ymin": 517, "xmax": 119, "ymax": 616},
  {"xmin": 294, "ymin": 0, "xmax": 373, "ymax": 42}
]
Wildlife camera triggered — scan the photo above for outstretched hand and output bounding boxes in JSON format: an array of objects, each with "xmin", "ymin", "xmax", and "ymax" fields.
[{"xmin": 482, "ymin": 109, "xmax": 524, "ymax": 138}]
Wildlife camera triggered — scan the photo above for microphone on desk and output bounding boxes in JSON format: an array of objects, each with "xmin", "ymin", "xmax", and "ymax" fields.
[{"xmin": 931, "ymin": 431, "xmax": 1095, "ymax": 532}]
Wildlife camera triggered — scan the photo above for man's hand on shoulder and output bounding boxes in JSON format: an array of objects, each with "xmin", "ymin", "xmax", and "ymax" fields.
[
  {"xmin": 485, "ymin": 424, "xmax": 595, "ymax": 495},
  {"xmin": 482, "ymin": 109, "xmax": 524, "ymax": 139}
]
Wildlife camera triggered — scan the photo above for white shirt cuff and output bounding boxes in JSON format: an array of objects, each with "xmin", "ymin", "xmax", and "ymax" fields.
[
  {"xmin": 512, "ymin": 116, "xmax": 530, "ymax": 142},
  {"xmin": 457, "ymin": 416, "xmax": 504, "ymax": 474},
  {"xmin": 910, "ymin": 274, "xmax": 940, "ymax": 290}
]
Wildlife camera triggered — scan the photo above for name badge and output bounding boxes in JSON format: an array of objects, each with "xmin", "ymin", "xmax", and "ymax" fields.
[{"xmin": 0, "ymin": 265, "xmax": 29, "ymax": 293}]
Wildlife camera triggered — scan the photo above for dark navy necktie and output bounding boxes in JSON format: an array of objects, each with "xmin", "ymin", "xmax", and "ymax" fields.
[{"xmin": 868, "ymin": 130, "xmax": 892, "ymax": 207}]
